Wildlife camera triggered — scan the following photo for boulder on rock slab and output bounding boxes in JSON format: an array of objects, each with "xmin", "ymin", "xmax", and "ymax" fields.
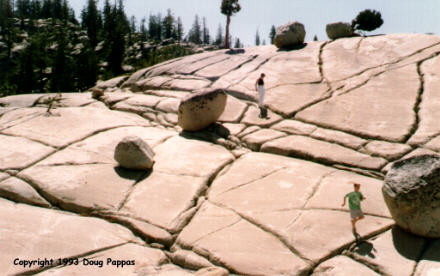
[
  {"xmin": 274, "ymin": 21, "xmax": 306, "ymax": 48},
  {"xmin": 178, "ymin": 89, "xmax": 227, "ymax": 131},
  {"xmin": 326, "ymin": 22, "xmax": 353, "ymax": 40},
  {"xmin": 114, "ymin": 136, "xmax": 155, "ymax": 169},
  {"xmin": 383, "ymin": 154, "xmax": 440, "ymax": 238}
]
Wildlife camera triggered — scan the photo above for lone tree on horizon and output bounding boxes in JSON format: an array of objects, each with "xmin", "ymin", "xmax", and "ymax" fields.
[
  {"xmin": 221, "ymin": 0, "xmax": 241, "ymax": 49},
  {"xmin": 352, "ymin": 9, "xmax": 383, "ymax": 33}
]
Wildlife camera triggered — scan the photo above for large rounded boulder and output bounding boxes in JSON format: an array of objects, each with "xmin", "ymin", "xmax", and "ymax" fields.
[
  {"xmin": 326, "ymin": 22, "xmax": 353, "ymax": 40},
  {"xmin": 383, "ymin": 154, "xmax": 440, "ymax": 238},
  {"xmin": 114, "ymin": 136, "xmax": 155, "ymax": 170},
  {"xmin": 274, "ymin": 21, "xmax": 306, "ymax": 48},
  {"xmin": 177, "ymin": 89, "xmax": 227, "ymax": 131}
]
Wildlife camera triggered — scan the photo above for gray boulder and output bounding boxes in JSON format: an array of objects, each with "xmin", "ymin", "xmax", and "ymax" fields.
[
  {"xmin": 114, "ymin": 136, "xmax": 155, "ymax": 170},
  {"xmin": 178, "ymin": 89, "xmax": 227, "ymax": 132},
  {"xmin": 383, "ymin": 154, "xmax": 440, "ymax": 238},
  {"xmin": 274, "ymin": 21, "xmax": 306, "ymax": 48},
  {"xmin": 326, "ymin": 22, "xmax": 353, "ymax": 40}
]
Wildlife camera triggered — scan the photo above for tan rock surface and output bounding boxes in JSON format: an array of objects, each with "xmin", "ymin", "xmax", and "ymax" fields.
[
  {"xmin": 122, "ymin": 171, "xmax": 206, "ymax": 232},
  {"xmin": 3, "ymin": 107, "xmax": 148, "ymax": 147},
  {"xmin": 218, "ymin": 96, "xmax": 248, "ymax": 123},
  {"xmin": 0, "ymin": 198, "xmax": 140, "ymax": 275},
  {"xmin": 271, "ymin": 119, "xmax": 317, "ymax": 135},
  {"xmin": 312, "ymin": 255, "xmax": 380, "ymax": 276},
  {"xmin": 310, "ymin": 127, "xmax": 367, "ymax": 150},
  {"xmin": 153, "ymin": 136, "xmax": 234, "ymax": 178},
  {"xmin": 287, "ymin": 210, "xmax": 393, "ymax": 262},
  {"xmin": 0, "ymin": 177, "xmax": 51, "ymax": 207},
  {"xmin": 19, "ymin": 164, "xmax": 142, "ymax": 212},
  {"xmin": 177, "ymin": 202, "xmax": 310, "ymax": 276},
  {"xmin": 349, "ymin": 228, "xmax": 426, "ymax": 276},
  {"xmin": 261, "ymin": 135, "xmax": 387, "ymax": 170},
  {"xmin": 408, "ymin": 55, "xmax": 440, "ymax": 145},
  {"xmin": 241, "ymin": 106, "xmax": 282, "ymax": 127},
  {"xmin": 242, "ymin": 129, "xmax": 286, "ymax": 151},
  {"xmin": 364, "ymin": 140, "xmax": 412, "ymax": 160},
  {"xmin": 38, "ymin": 126, "xmax": 174, "ymax": 166},
  {"xmin": 296, "ymin": 65, "xmax": 420, "ymax": 142},
  {"xmin": 38, "ymin": 243, "xmax": 166, "ymax": 276},
  {"xmin": 305, "ymin": 170, "xmax": 391, "ymax": 218},
  {"xmin": 265, "ymin": 83, "xmax": 329, "ymax": 116},
  {"xmin": 0, "ymin": 134, "xmax": 54, "ymax": 170}
]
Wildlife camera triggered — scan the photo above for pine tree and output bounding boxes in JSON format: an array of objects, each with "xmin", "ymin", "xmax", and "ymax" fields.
[
  {"xmin": 220, "ymin": 0, "xmax": 241, "ymax": 48},
  {"xmin": 162, "ymin": 9, "xmax": 175, "ymax": 40},
  {"xmin": 188, "ymin": 15, "xmax": 202, "ymax": 44},
  {"xmin": 41, "ymin": 0, "xmax": 51, "ymax": 18},
  {"xmin": 82, "ymin": 0, "xmax": 100, "ymax": 47},
  {"xmin": 53, "ymin": 0, "xmax": 63, "ymax": 20},
  {"xmin": 106, "ymin": 2, "xmax": 127, "ymax": 76},
  {"xmin": 234, "ymin": 37, "xmax": 241, "ymax": 48},
  {"xmin": 129, "ymin": 15, "xmax": 136, "ymax": 33},
  {"xmin": 51, "ymin": 31, "xmax": 68, "ymax": 92},
  {"xmin": 176, "ymin": 16, "xmax": 183, "ymax": 41},
  {"xmin": 76, "ymin": 40, "xmax": 97, "ymax": 91},
  {"xmin": 0, "ymin": 0, "xmax": 14, "ymax": 58},
  {"xmin": 214, "ymin": 23, "xmax": 223, "ymax": 46},
  {"xmin": 269, "ymin": 25, "xmax": 276, "ymax": 44},
  {"xmin": 148, "ymin": 13, "xmax": 162, "ymax": 41},
  {"xmin": 202, "ymin": 17, "xmax": 210, "ymax": 44},
  {"xmin": 140, "ymin": 17, "xmax": 147, "ymax": 40},
  {"xmin": 255, "ymin": 29, "xmax": 260, "ymax": 46}
]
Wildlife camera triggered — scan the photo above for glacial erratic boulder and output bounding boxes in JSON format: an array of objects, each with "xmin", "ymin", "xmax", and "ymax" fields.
[
  {"xmin": 383, "ymin": 154, "xmax": 440, "ymax": 238},
  {"xmin": 326, "ymin": 22, "xmax": 353, "ymax": 40},
  {"xmin": 178, "ymin": 89, "xmax": 227, "ymax": 131},
  {"xmin": 114, "ymin": 136, "xmax": 155, "ymax": 169},
  {"xmin": 274, "ymin": 21, "xmax": 306, "ymax": 48}
]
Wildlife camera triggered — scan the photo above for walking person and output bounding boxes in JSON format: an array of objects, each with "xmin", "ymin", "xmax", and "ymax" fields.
[
  {"xmin": 341, "ymin": 182, "xmax": 366, "ymax": 234},
  {"xmin": 255, "ymin": 73, "xmax": 266, "ymax": 118}
]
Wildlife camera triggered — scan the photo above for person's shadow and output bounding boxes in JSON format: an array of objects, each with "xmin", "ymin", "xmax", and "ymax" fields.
[{"xmin": 351, "ymin": 240, "xmax": 377, "ymax": 259}]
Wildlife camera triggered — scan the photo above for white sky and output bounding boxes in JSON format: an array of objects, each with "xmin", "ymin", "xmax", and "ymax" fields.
[{"xmin": 70, "ymin": 0, "xmax": 440, "ymax": 46}]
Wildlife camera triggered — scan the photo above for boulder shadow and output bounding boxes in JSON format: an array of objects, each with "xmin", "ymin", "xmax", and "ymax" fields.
[
  {"xmin": 277, "ymin": 43, "xmax": 307, "ymax": 52},
  {"xmin": 113, "ymin": 166, "xmax": 153, "ymax": 182},
  {"xmin": 179, "ymin": 123, "xmax": 231, "ymax": 140},
  {"xmin": 392, "ymin": 225, "xmax": 428, "ymax": 261},
  {"xmin": 226, "ymin": 48, "xmax": 245, "ymax": 55}
]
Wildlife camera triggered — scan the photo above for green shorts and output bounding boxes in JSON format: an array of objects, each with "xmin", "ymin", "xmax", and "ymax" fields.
[{"xmin": 350, "ymin": 209, "xmax": 364, "ymax": 220}]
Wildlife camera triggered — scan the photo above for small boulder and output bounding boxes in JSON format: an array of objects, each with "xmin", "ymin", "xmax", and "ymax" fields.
[
  {"xmin": 326, "ymin": 22, "xmax": 353, "ymax": 40},
  {"xmin": 274, "ymin": 21, "xmax": 306, "ymax": 48},
  {"xmin": 178, "ymin": 89, "xmax": 227, "ymax": 132},
  {"xmin": 114, "ymin": 136, "xmax": 155, "ymax": 170},
  {"xmin": 383, "ymin": 154, "xmax": 440, "ymax": 238},
  {"xmin": 91, "ymin": 87, "xmax": 104, "ymax": 99}
]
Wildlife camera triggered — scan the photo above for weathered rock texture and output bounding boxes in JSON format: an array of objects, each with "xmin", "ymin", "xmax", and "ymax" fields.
[
  {"xmin": 384, "ymin": 155, "xmax": 440, "ymax": 238},
  {"xmin": 114, "ymin": 135, "xmax": 155, "ymax": 169},
  {"xmin": 178, "ymin": 89, "xmax": 227, "ymax": 131},
  {"xmin": 1, "ymin": 34, "xmax": 440, "ymax": 274},
  {"xmin": 326, "ymin": 21, "xmax": 353, "ymax": 39},
  {"xmin": 274, "ymin": 21, "xmax": 306, "ymax": 48}
]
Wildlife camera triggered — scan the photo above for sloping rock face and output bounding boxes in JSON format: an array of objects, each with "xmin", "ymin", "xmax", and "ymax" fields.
[{"xmin": 1, "ymin": 34, "xmax": 440, "ymax": 275}]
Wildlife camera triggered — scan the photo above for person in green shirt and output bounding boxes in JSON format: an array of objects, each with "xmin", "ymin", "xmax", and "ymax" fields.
[{"xmin": 341, "ymin": 183, "xmax": 365, "ymax": 233}]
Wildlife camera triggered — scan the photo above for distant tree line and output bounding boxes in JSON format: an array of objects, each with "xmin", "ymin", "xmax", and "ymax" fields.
[{"xmin": 0, "ymin": 0, "xmax": 247, "ymax": 97}]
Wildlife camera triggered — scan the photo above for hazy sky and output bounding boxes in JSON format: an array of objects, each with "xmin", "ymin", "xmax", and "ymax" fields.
[{"xmin": 70, "ymin": 0, "xmax": 440, "ymax": 46}]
